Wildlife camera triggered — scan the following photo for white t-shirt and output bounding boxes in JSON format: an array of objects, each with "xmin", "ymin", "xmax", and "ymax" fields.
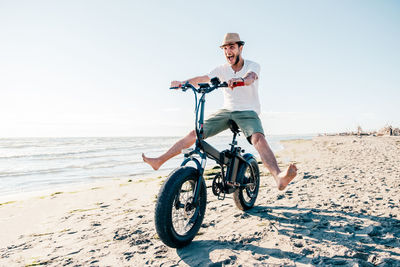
[{"xmin": 208, "ymin": 59, "xmax": 261, "ymax": 115}]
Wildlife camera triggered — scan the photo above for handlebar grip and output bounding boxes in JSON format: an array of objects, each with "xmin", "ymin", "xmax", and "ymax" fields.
[
  {"xmin": 232, "ymin": 81, "xmax": 245, "ymax": 87},
  {"xmin": 170, "ymin": 87, "xmax": 180, "ymax": 90}
]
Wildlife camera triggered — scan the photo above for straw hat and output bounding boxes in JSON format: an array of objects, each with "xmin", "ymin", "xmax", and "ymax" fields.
[{"xmin": 220, "ymin": 33, "xmax": 245, "ymax": 47}]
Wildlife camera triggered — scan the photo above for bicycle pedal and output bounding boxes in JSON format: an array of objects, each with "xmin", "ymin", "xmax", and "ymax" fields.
[{"xmin": 217, "ymin": 192, "xmax": 225, "ymax": 200}]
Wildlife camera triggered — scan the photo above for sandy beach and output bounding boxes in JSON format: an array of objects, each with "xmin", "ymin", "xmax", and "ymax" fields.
[{"xmin": 1, "ymin": 136, "xmax": 399, "ymax": 266}]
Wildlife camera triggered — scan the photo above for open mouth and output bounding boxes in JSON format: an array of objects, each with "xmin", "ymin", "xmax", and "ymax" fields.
[{"xmin": 227, "ymin": 55, "xmax": 235, "ymax": 62}]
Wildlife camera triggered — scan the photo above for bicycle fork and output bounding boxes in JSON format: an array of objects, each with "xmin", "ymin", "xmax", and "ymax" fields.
[
  {"xmin": 180, "ymin": 149, "xmax": 207, "ymax": 210},
  {"xmin": 192, "ymin": 155, "xmax": 206, "ymax": 208}
]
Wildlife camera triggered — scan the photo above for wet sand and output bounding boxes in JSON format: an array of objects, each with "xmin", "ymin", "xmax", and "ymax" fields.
[{"xmin": 1, "ymin": 136, "xmax": 399, "ymax": 266}]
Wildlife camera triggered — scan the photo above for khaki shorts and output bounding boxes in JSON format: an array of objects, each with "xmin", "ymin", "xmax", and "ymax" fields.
[{"xmin": 203, "ymin": 109, "xmax": 264, "ymax": 143}]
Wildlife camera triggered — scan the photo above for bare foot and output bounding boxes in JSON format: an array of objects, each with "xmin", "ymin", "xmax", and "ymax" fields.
[
  {"xmin": 276, "ymin": 163, "xmax": 298, "ymax": 190},
  {"xmin": 142, "ymin": 153, "xmax": 162, "ymax": 171}
]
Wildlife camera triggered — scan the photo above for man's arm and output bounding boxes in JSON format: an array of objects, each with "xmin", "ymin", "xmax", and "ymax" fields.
[
  {"xmin": 170, "ymin": 75, "xmax": 210, "ymax": 88},
  {"xmin": 227, "ymin": 71, "xmax": 258, "ymax": 89},
  {"xmin": 242, "ymin": 71, "xmax": 258, "ymax": 85}
]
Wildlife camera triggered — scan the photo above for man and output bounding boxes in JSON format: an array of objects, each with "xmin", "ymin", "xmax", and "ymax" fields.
[{"xmin": 142, "ymin": 33, "xmax": 297, "ymax": 191}]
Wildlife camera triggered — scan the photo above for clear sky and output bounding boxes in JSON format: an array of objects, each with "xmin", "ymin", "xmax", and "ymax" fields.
[{"xmin": 1, "ymin": 0, "xmax": 399, "ymax": 137}]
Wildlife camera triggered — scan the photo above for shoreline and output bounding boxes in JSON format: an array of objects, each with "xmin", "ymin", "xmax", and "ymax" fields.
[
  {"xmin": 0, "ymin": 169, "xmax": 171, "ymax": 204},
  {"xmin": 0, "ymin": 135, "xmax": 314, "ymax": 203},
  {"xmin": 1, "ymin": 135, "xmax": 399, "ymax": 266}
]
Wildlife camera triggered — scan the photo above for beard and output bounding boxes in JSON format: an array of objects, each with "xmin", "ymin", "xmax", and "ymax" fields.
[{"xmin": 234, "ymin": 54, "xmax": 240, "ymax": 65}]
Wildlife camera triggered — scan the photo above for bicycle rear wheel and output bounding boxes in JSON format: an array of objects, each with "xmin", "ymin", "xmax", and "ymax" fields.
[
  {"xmin": 154, "ymin": 166, "xmax": 207, "ymax": 248},
  {"xmin": 233, "ymin": 154, "xmax": 260, "ymax": 210}
]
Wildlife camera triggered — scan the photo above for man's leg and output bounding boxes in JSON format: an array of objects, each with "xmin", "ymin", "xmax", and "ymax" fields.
[
  {"xmin": 143, "ymin": 110, "xmax": 229, "ymax": 171},
  {"xmin": 142, "ymin": 130, "xmax": 196, "ymax": 170},
  {"xmin": 251, "ymin": 133, "xmax": 297, "ymax": 190}
]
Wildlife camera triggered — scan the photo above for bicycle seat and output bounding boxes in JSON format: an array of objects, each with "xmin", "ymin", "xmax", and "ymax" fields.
[{"xmin": 228, "ymin": 120, "xmax": 240, "ymax": 134}]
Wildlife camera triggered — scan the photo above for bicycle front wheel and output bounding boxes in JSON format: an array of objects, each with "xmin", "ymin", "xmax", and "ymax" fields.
[{"xmin": 154, "ymin": 166, "xmax": 207, "ymax": 248}]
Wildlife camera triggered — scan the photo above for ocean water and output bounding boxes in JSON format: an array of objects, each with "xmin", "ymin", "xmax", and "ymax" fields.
[{"xmin": 0, "ymin": 134, "xmax": 313, "ymax": 200}]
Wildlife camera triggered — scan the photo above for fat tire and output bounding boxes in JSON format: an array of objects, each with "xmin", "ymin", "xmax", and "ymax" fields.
[
  {"xmin": 154, "ymin": 166, "xmax": 207, "ymax": 248},
  {"xmin": 233, "ymin": 154, "xmax": 260, "ymax": 210}
]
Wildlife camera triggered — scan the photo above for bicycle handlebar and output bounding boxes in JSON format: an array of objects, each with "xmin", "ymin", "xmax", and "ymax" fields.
[
  {"xmin": 169, "ymin": 79, "xmax": 244, "ymax": 92},
  {"xmin": 169, "ymin": 82, "xmax": 196, "ymax": 90}
]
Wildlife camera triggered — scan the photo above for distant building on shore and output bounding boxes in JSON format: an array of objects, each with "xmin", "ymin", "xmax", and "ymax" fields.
[
  {"xmin": 378, "ymin": 125, "xmax": 400, "ymax": 136},
  {"xmin": 320, "ymin": 125, "xmax": 400, "ymax": 137}
]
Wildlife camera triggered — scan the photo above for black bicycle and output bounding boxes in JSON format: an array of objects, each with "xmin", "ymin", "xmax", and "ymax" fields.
[{"xmin": 154, "ymin": 77, "xmax": 260, "ymax": 248}]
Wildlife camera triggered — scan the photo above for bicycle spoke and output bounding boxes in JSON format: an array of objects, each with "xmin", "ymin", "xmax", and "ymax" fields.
[{"xmin": 172, "ymin": 180, "xmax": 198, "ymax": 235}]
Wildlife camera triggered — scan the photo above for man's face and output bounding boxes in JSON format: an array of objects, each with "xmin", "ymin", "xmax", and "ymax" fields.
[{"xmin": 222, "ymin": 43, "xmax": 243, "ymax": 65}]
